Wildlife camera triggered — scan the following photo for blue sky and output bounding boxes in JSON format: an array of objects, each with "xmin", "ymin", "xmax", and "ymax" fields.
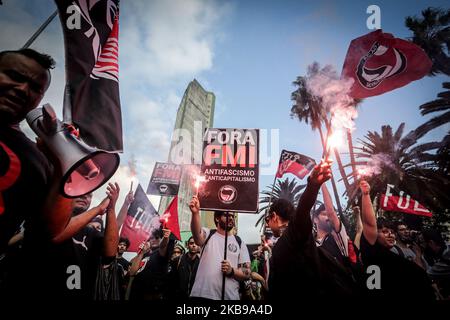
[{"xmin": 1, "ymin": 0, "xmax": 448, "ymax": 244}]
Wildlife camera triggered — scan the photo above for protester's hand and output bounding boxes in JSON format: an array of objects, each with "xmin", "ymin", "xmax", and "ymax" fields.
[
  {"xmin": 359, "ymin": 180, "xmax": 371, "ymax": 195},
  {"xmin": 106, "ymin": 182, "xmax": 120, "ymax": 210},
  {"xmin": 162, "ymin": 228, "xmax": 171, "ymax": 239},
  {"xmin": 125, "ymin": 190, "xmax": 134, "ymax": 205},
  {"xmin": 308, "ymin": 159, "xmax": 332, "ymax": 186},
  {"xmin": 221, "ymin": 260, "xmax": 233, "ymax": 276},
  {"xmin": 189, "ymin": 196, "xmax": 200, "ymax": 215},
  {"xmin": 138, "ymin": 241, "xmax": 151, "ymax": 254},
  {"xmin": 260, "ymin": 234, "xmax": 266, "ymax": 244}
]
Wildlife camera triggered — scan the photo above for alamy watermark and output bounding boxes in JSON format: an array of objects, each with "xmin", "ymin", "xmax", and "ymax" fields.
[{"xmin": 366, "ymin": 5, "xmax": 381, "ymax": 30}]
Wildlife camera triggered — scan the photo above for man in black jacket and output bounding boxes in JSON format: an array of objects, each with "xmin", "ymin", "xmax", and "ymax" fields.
[
  {"xmin": 169, "ymin": 236, "xmax": 200, "ymax": 299},
  {"xmin": 267, "ymin": 160, "xmax": 360, "ymax": 300}
]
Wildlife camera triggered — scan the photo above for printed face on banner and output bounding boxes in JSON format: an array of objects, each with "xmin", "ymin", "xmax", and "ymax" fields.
[{"xmin": 199, "ymin": 128, "xmax": 259, "ymax": 213}]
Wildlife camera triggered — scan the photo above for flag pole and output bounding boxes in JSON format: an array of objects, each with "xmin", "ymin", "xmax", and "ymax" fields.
[
  {"xmin": 22, "ymin": 9, "xmax": 58, "ymax": 49},
  {"xmin": 221, "ymin": 213, "xmax": 229, "ymax": 300},
  {"xmin": 322, "ymin": 118, "xmax": 348, "ymax": 231}
]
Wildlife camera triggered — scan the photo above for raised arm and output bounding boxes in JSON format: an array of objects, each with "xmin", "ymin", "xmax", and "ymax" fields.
[
  {"xmin": 117, "ymin": 189, "xmax": 134, "ymax": 230},
  {"xmin": 159, "ymin": 228, "xmax": 171, "ymax": 257},
  {"xmin": 103, "ymin": 182, "xmax": 120, "ymax": 258},
  {"xmin": 51, "ymin": 197, "xmax": 110, "ymax": 243},
  {"xmin": 359, "ymin": 180, "xmax": 377, "ymax": 245},
  {"xmin": 129, "ymin": 241, "xmax": 150, "ymax": 276},
  {"xmin": 293, "ymin": 160, "xmax": 332, "ymax": 242},
  {"xmin": 189, "ymin": 196, "xmax": 206, "ymax": 247},
  {"xmin": 352, "ymin": 206, "xmax": 363, "ymax": 249},
  {"xmin": 321, "ymin": 183, "xmax": 340, "ymax": 232}
]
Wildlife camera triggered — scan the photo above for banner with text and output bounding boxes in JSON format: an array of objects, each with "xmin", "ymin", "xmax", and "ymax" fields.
[
  {"xmin": 146, "ymin": 162, "xmax": 182, "ymax": 196},
  {"xmin": 199, "ymin": 128, "xmax": 259, "ymax": 213}
]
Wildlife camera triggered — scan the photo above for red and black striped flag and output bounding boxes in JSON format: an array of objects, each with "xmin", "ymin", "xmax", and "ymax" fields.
[
  {"xmin": 275, "ymin": 150, "xmax": 315, "ymax": 180},
  {"xmin": 55, "ymin": 0, "xmax": 123, "ymax": 152}
]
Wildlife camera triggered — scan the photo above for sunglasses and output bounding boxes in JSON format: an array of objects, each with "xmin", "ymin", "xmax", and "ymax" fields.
[{"xmin": 221, "ymin": 213, "xmax": 235, "ymax": 218}]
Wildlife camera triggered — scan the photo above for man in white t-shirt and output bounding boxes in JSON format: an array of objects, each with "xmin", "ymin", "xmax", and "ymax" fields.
[{"xmin": 189, "ymin": 196, "xmax": 251, "ymax": 300}]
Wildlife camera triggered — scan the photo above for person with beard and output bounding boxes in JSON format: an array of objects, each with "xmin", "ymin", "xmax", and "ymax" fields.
[
  {"xmin": 358, "ymin": 180, "xmax": 435, "ymax": 300},
  {"xmin": 392, "ymin": 222, "xmax": 418, "ymax": 263},
  {"xmin": 189, "ymin": 196, "xmax": 251, "ymax": 300},
  {"xmin": 312, "ymin": 184, "xmax": 350, "ymax": 266}
]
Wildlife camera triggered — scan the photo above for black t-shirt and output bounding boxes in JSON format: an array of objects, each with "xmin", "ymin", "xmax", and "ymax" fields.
[
  {"xmin": 0, "ymin": 127, "xmax": 50, "ymax": 254},
  {"xmin": 117, "ymin": 256, "xmax": 130, "ymax": 272},
  {"xmin": 360, "ymin": 233, "xmax": 435, "ymax": 300},
  {"xmin": 268, "ymin": 182, "xmax": 360, "ymax": 300},
  {"xmin": 49, "ymin": 226, "xmax": 108, "ymax": 299},
  {"xmin": 130, "ymin": 240, "xmax": 174, "ymax": 300},
  {"xmin": 320, "ymin": 233, "xmax": 347, "ymax": 266}
]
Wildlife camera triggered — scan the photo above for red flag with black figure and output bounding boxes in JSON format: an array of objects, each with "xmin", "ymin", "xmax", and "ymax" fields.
[
  {"xmin": 160, "ymin": 196, "xmax": 181, "ymax": 240},
  {"xmin": 342, "ymin": 30, "xmax": 432, "ymax": 99},
  {"xmin": 120, "ymin": 184, "xmax": 159, "ymax": 252},
  {"xmin": 55, "ymin": 0, "xmax": 123, "ymax": 152},
  {"xmin": 276, "ymin": 150, "xmax": 316, "ymax": 180}
]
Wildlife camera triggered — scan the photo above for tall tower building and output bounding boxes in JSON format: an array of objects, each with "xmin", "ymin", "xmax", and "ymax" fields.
[{"xmin": 159, "ymin": 79, "xmax": 216, "ymax": 240}]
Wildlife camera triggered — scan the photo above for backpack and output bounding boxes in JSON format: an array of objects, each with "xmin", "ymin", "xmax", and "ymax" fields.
[{"xmin": 200, "ymin": 229, "xmax": 242, "ymax": 258}]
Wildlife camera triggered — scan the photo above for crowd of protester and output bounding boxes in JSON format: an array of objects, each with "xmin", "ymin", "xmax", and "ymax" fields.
[{"xmin": 0, "ymin": 48, "xmax": 449, "ymax": 301}]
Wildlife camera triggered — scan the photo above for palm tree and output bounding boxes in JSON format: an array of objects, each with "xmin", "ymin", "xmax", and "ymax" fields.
[
  {"xmin": 418, "ymin": 81, "xmax": 450, "ymax": 130},
  {"xmin": 349, "ymin": 123, "xmax": 449, "ymax": 215},
  {"xmin": 418, "ymin": 82, "xmax": 450, "ymax": 172},
  {"xmin": 255, "ymin": 178, "xmax": 313, "ymax": 229},
  {"xmin": 291, "ymin": 63, "xmax": 359, "ymax": 226},
  {"xmin": 405, "ymin": 7, "xmax": 450, "ymax": 76}
]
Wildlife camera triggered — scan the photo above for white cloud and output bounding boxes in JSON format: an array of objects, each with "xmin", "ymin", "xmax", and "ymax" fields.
[{"xmin": 120, "ymin": 0, "xmax": 231, "ymax": 87}]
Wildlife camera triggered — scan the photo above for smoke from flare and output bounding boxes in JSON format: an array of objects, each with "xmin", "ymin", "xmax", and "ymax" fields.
[
  {"xmin": 305, "ymin": 63, "xmax": 357, "ymax": 132},
  {"xmin": 358, "ymin": 153, "xmax": 396, "ymax": 178}
]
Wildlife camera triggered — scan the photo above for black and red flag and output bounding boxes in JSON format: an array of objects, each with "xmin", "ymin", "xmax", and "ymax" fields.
[
  {"xmin": 160, "ymin": 196, "xmax": 181, "ymax": 240},
  {"xmin": 119, "ymin": 184, "xmax": 160, "ymax": 252},
  {"xmin": 55, "ymin": 0, "xmax": 123, "ymax": 152},
  {"xmin": 276, "ymin": 150, "xmax": 315, "ymax": 180},
  {"xmin": 342, "ymin": 29, "xmax": 432, "ymax": 99}
]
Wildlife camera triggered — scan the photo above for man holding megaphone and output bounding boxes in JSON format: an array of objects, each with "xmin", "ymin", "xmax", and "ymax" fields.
[{"xmin": 0, "ymin": 49, "xmax": 74, "ymax": 297}]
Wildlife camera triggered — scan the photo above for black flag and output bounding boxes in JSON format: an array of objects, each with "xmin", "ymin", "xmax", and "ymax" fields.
[
  {"xmin": 55, "ymin": 0, "xmax": 123, "ymax": 152},
  {"xmin": 119, "ymin": 184, "xmax": 159, "ymax": 252}
]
